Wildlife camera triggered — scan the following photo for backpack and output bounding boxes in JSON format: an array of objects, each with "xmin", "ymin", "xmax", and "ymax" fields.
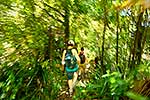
[
  {"xmin": 79, "ymin": 52, "xmax": 85, "ymax": 64},
  {"xmin": 65, "ymin": 49, "xmax": 77, "ymax": 69}
]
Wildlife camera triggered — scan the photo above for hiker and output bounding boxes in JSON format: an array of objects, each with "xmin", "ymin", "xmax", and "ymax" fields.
[
  {"xmin": 79, "ymin": 47, "xmax": 86, "ymax": 64},
  {"xmin": 78, "ymin": 47, "xmax": 87, "ymax": 80},
  {"xmin": 61, "ymin": 40, "xmax": 80, "ymax": 96},
  {"xmin": 94, "ymin": 56, "xmax": 99, "ymax": 68}
]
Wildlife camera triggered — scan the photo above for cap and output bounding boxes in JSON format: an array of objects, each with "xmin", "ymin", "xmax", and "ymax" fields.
[{"xmin": 68, "ymin": 40, "xmax": 75, "ymax": 46}]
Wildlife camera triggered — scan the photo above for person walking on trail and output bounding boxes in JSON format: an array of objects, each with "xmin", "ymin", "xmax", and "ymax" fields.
[
  {"xmin": 79, "ymin": 47, "xmax": 86, "ymax": 64},
  {"xmin": 78, "ymin": 47, "xmax": 87, "ymax": 80},
  {"xmin": 61, "ymin": 40, "xmax": 80, "ymax": 96}
]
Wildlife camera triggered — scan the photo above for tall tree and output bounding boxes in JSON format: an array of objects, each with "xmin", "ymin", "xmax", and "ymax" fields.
[
  {"xmin": 64, "ymin": 0, "xmax": 70, "ymax": 42},
  {"xmin": 101, "ymin": 0, "xmax": 107, "ymax": 74},
  {"xmin": 131, "ymin": 10, "xmax": 144, "ymax": 68}
]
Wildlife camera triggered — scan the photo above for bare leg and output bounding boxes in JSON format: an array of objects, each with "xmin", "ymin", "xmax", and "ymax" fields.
[
  {"xmin": 67, "ymin": 72, "xmax": 78, "ymax": 96},
  {"xmin": 68, "ymin": 79, "xmax": 73, "ymax": 90},
  {"xmin": 68, "ymin": 79, "xmax": 73, "ymax": 96},
  {"xmin": 72, "ymin": 72, "xmax": 78, "ymax": 88}
]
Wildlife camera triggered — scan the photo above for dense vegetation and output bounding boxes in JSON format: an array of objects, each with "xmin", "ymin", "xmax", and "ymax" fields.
[{"xmin": 0, "ymin": 0, "xmax": 150, "ymax": 99}]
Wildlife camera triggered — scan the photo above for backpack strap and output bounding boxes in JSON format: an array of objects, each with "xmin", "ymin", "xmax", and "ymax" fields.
[
  {"xmin": 66, "ymin": 49, "xmax": 72, "ymax": 55},
  {"xmin": 67, "ymin": 48, "xmax": 77, "ymax": 56}
]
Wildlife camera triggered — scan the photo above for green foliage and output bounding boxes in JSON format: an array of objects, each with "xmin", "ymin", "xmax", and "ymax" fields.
[
  {"xmin": 0, "ymin": 0, "xmax": 150, "ymax": 99},
  {"xmin": 73, "ymin": 61, "xmax": 150, "ymax": 99},
  {"xmin": 104, "ymin": 71, "xmax": 129, "ymax": 98},
  {"xmin": 126, "ymin": 91, "xmax": 149, "ymax": 100},
  {"xmin": 73, "ymin": 70, "xmax": 130, "ymax": 99},
  {"xmin": 0, "ymin": 59, "xmax": 64, "ymax": 99}
]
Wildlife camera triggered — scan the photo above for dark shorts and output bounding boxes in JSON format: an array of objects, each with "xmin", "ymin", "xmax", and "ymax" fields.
[{"xmin": 65, "ymin": 64, "xmax": 78, "ymax": 80}]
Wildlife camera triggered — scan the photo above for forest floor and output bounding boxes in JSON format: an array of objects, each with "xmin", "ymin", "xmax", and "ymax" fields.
[
  {"xmin": 57, "ymin": 81, "xmax": 93, "ymax": 100},
  {"xmin": 57, "ymin": 76, "xmax": 89, "ymax": 100}
]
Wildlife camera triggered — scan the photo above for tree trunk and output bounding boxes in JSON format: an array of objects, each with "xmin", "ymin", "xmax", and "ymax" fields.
[
  {"xmin": 116, "ymin": 10, "xmax": 122, "ymax": 73},
  {"xmin": 48, "ymin": 27, "xmax": 54, "ymax": 64},
  {"xmin": 116, "ymin": 11, "xmax": 119, "ymax": 66},
  {"xmin": 139, "ymin": 9, "xmax": 149, "ymax": 63},
  {"xmin": 131, "ymin": 11, "xmax": 144, "ymax": 68},
  {"xmin": 128, "ymin": 31, "xmax": 133, "ymax": 68},
  {"xmin": 101, "ymin": 0, "xmax": 107, "ymax": 74},
  {"xmin": 64, "ymin": 0, "xmax": 70, "ymax": 43}
]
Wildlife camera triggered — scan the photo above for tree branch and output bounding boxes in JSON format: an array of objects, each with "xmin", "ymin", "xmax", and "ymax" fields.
[
  {"xmin": 42, "ymin": 1, "xmax": 65, "ymax": 17},
  {"xmin": 35, "ymin": 3, "xmax": 64, "ymax": 24},
  {"xmin": 106, "ymin": 23, "xmax": 115, "ymax": 32}
]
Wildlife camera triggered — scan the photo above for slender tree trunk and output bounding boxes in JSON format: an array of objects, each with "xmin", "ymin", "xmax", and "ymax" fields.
[
  {"xmin": 116, "ymin": 11, "xmax": 119, "ymax": 66},
  {"xmin": 64, "ymin": 0, "xmax": 70, "ymax": 43},
  {"xmin": 44, "ymin": 30, "xmax": 51, "ymax": 61},
  {"xmin": 48, "ymin": 27, "xmax": 54, "ymax": 65},
  {"xmin": 116, "ymin": 10, "xmax": 122, "ymax": 73},
  {"xmin": 101, "ymin": 0, "xmax": 107, "ymax": 74},
  {"xmin": 101, "ymin": 23, "xmax": 106, "ymax": 74},
  {"xmin": 128, "ymin": 25, "xmax": 133, "ymax": 68},
  {"xmin": 136, "ymin": 27, "xmax": 144, "ymax": 64}
]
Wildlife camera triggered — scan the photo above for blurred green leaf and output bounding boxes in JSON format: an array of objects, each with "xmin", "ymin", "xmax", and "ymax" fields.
[{"xmin": 126, "ymin": 91, "xmax": 149, "ymax": 100}]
